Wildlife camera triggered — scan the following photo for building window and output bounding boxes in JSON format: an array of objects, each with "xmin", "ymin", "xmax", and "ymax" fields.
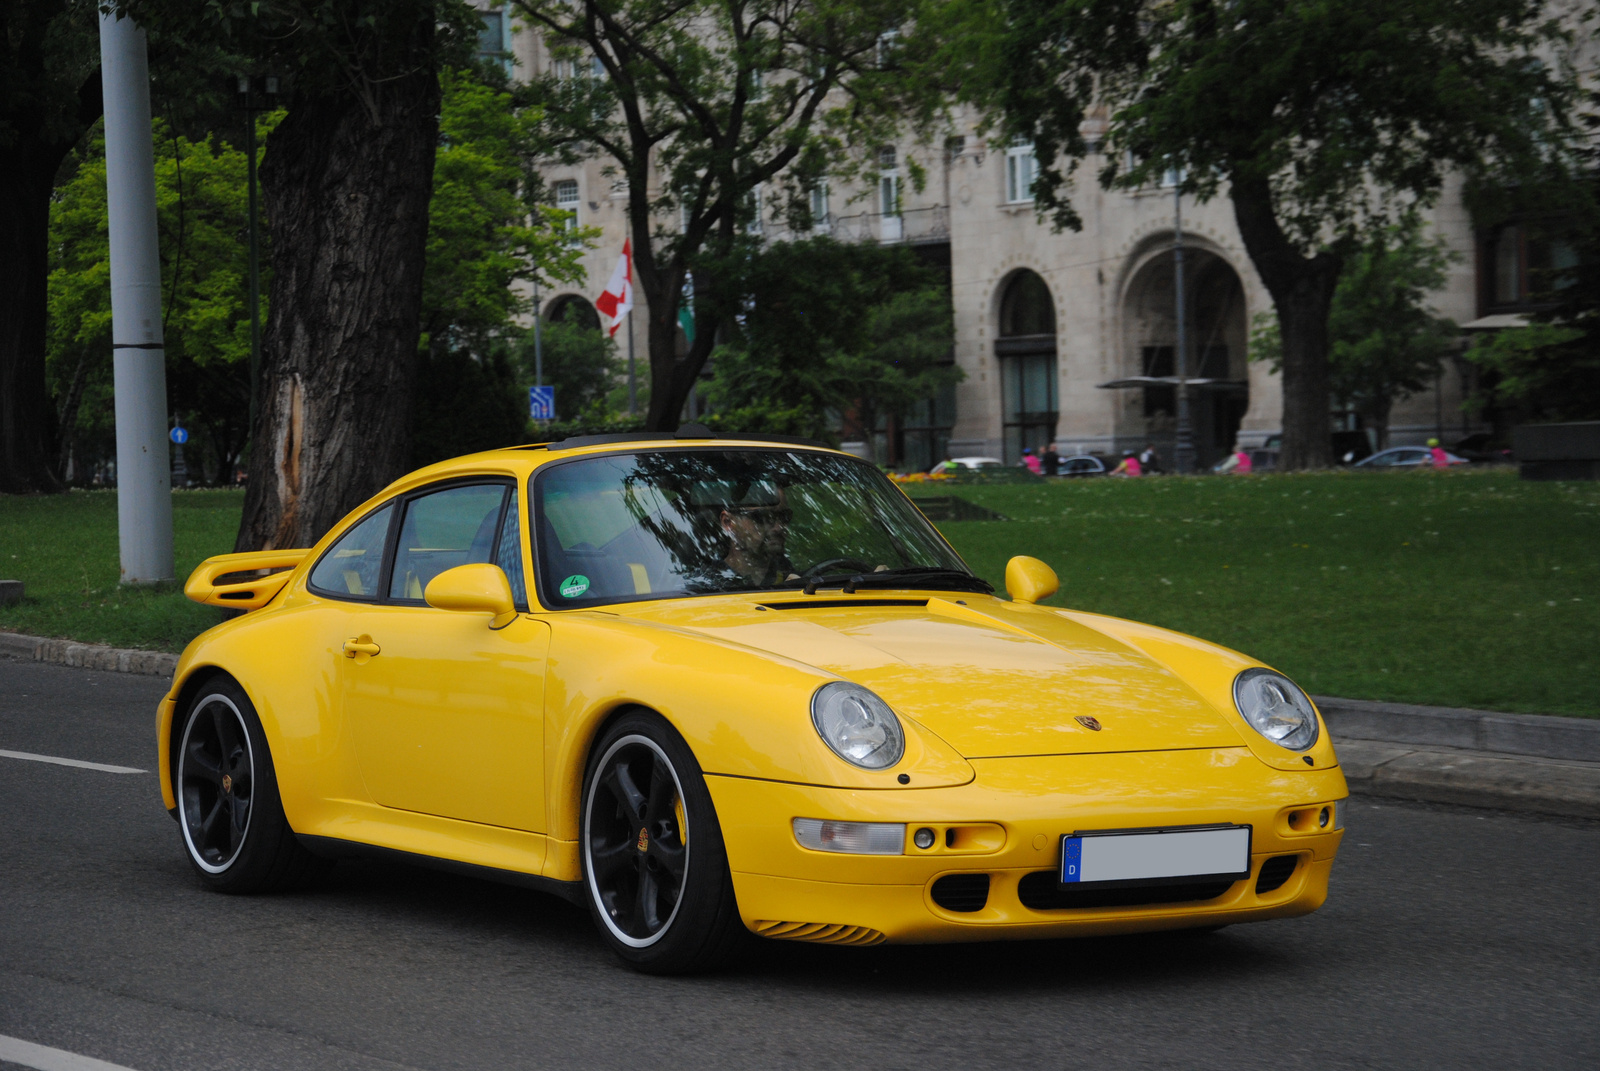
[
  {"xmin": 876, "ymin": 28, "xmax": 900, "ymax": 69},
  {"xmin": 476, "ymin": 10, "xmax": 505, "ymax": 58},
  {"xmin": 878, "ymin": 146, "xmax": 900, "ymax": 216},
  {"xmin": 1005, "ymin": 143, "xmax": 1036, "ymax": 203},
  {"xmin": 809, "ymin": 181, "xmax": 830, "ymax": 228},
  {"xmin": 555, "ymin": 179, "xmax": 580, "ymax": 230},
  {"xmin": 1160, "ymin": 166, "xmax": 1186, "ymax": 188},
  {"xmin": 994, "ymin": 270, "xmax": 1058, "ymax": 464},
  {"xmin": 1480, "ymin": 221, "xmax": 1579, "ymax": 312},
  {"xmin": 746, "ymin": 184, "xmax": 764, "ymax": 234}
]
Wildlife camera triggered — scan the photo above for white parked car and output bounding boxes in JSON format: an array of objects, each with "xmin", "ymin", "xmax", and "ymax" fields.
[
  {"xmin": 1354, "ymin": 446, "xmax": 1467, "ymax": 469},
  {"xmin": 930, "ymin": 456, "xmax": 1005, "ymax": 473}
]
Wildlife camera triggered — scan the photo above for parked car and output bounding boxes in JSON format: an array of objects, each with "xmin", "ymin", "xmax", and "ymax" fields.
[
  {"xmin": 1354, "ymin": 446, "xmax": 1468, "ymax": 468},
  {"xmin": 165, "ymin": 432, "xmax": 1346, "ymax": 973},
  {"xmin": 1055, "ymin": 454, "xmax": 1106, "ymax": 477},
  {"xmin": 1261, "ymin": 431, "xmax": 1373, "ymax": 465},
  {"xmin": 929, "ymin": 456, "xmax": 1004, "ymax": 473}
]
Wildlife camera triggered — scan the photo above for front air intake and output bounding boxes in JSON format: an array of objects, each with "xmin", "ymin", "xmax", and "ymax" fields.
[
  {"xmin": 1255, "ymin": 854, "xmax": 1299, "ymax": 894},
  {"xmin": 931, "ymin": 873, "xmax": 991, "ymax": 912},
  {"xmin": 1016, "ymin": 871, "xmax": 1235, "ymax": 911}
]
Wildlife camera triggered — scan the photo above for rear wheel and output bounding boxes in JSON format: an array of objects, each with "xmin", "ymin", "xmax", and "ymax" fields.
[
  {"xmin": 174, "ymin": 676, "xmax": 322, "ymax": 892},
  {"xmin": 581, "ymin": 710, "xmax": 745, "ymax": 973}
]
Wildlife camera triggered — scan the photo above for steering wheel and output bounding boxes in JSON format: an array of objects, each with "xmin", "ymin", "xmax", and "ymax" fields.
[{"xmin": 802, "ymin": 557, "xmax": 878, "ymax": 578}]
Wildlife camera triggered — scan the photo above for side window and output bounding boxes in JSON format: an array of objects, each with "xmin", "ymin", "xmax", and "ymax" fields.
[
  {"xmin": 495, "ymin": 488, "xmax": 527, "ymax": 605},
  {"xmin": 388, "ymin": 484, "xmax": 509, "ymax": 601},
  {"xmin": 309, "ymin": 503, "xmax": 394, "ymax": 598}
]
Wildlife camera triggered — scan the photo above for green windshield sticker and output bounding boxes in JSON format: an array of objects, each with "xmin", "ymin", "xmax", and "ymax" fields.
[{"xmin": 559, "ymin": 574, "xmax": 590, "ymax": 599}]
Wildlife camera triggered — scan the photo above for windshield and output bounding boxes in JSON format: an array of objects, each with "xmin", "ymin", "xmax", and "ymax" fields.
[{"xmin": 533, "ymin": 449, "xmax": 974, "ymax": 607}]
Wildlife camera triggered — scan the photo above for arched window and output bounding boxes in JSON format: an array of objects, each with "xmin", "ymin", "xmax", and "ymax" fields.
[
  {"xmin": 994, "ymin": 270, "xmax": 1057, "ymax": 463},
  {"xmin": 546, "ymin": 294, "xmax": 600, "ymax": 332}
]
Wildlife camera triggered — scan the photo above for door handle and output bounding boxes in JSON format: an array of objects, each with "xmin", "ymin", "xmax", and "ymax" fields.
[{"xmin": 343, "ymin": 637, "xmax": 381, "ymax": 659}]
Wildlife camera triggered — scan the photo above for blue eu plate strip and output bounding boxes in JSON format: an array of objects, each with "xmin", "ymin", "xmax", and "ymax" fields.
[{"xmin": 1060, "ymin": 837, "xmax": 1082, "ymax": 883}]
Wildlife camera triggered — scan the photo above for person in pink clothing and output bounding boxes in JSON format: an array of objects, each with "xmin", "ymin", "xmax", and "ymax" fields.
[
  {"xmin": 1111, "ymin": 450, "xmax": 1142, "ymax": 477},
  {"xmin": 1428, "ymin": 438, "xmax": 1450, "ymax": 468},
  {"xmin": 1022, "ymin": 448, "xmax": 1043, "ymax": 475},
  {"xmin": 1234, "ymin": 446, "xmax": 1253, "ymax": 473}
]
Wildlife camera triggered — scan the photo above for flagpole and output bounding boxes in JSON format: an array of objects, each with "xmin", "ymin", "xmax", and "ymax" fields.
[{"xmin": 627, "ymin": 308, "xmax": 636, "ymax": 415}]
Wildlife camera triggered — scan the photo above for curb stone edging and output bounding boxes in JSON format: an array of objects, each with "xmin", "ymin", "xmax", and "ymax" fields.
[
  {"xmin": 1314, "ymin": 695, "xmax": 1600, "ymax": 763},
  {"xmin": 0, "ymin": 631, "xmax": 177, "ymax": 678}
]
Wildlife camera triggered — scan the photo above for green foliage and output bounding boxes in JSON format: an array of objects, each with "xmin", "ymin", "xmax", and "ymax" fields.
[
  {"xmin": 46, "ymin": 117, "xmax": 270, "ymax": 484},
  {"xmin": 702, "ymin": 238, "xmax": 958, "ymax": 448},
  {"xmin": 412, "ymin": 67, "xmax": 596, "ymax": 462},
  {"xmin": 499, "ymin": 319, "xmax": 623, "ymax": 427},
  {"xmin": 421, "ymin": 67, "xmax": 592, "ymax": 352}
]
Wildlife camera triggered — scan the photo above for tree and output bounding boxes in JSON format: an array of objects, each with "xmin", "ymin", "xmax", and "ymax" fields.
[
  {"xmin": 971, "ymin": 0, "xmax": 1583, "ymax": 468},
  {"xmin": 123, "ymin": 0, "xmax": 486, "ymax": 551},
  {"xmin": 704, "ymin": 237, "xmax": 958, "ymax": 449},
  {"xmin": 501, "ymin": 319, "xmax": 623, "ymax": 425},
  {"xmin": 0, "ymin": 0, "xmax": 101, "ymax": 493},
  {"xmin": 1253, "ymin": 214, "xmax": 1459, "ymax": 449},
  {"xmin": 510, "ymin": 0, "xmax": 930, "ymax": 430}
]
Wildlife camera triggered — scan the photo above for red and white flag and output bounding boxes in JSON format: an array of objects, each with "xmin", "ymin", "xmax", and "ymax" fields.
[{"xmin": 595, "ymin": 240, "xmax": 633, "ymax": 338}]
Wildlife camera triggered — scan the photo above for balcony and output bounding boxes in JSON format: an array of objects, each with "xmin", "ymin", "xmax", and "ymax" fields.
[{"xmin": 820, "ymin": 205, "xmax": 949, "ymax": 246}]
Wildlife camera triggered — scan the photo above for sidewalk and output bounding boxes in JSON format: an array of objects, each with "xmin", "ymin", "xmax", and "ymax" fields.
[{"xmin": 3, "ymin": 629, "xmax": 1597, "ymax": 820}]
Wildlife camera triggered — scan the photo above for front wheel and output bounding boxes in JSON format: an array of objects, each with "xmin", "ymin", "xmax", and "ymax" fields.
[
  {"xmin": 174, "ymin": 676, "xmax": 323, "ymax": 892},
  {"xmin": 581, "ymin": 710, "xmax": 746, "ymax": 973}
]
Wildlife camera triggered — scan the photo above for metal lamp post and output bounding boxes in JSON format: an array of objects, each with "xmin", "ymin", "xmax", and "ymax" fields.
[{"xmin": 1172, "ymin": 181, "xmax": 1195, "ymax": 474}]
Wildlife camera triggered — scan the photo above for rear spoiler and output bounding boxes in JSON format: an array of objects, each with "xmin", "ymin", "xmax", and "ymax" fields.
[{"xmin": 183, "ymin": 549, "xmax": 309, "ymax": 611}]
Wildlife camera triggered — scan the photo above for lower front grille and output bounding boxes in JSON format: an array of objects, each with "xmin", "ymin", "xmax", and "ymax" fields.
[
  {"xmin": 751, "ymin": 920, "xmax": 886, "ymax": 946},
  {"xmin": 1255, "ymin": 854, "xmax": 1299, "ymax": 894},
  {"xmin": 1016, "ymin": 871, "xmax": 1236, "ymax": 911},
  {"xmin": 930, "ymin": 873, "xmax": 991, "ymax": 912}
]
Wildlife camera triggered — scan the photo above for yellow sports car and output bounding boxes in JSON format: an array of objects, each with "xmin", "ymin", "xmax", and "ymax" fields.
[{"xmin": 160, "ymin": 432, "xmax": 1345, "ymax": 973}]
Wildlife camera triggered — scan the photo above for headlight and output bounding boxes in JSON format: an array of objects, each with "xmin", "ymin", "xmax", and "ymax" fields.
[
  {"xmin": 811, "ymin": 682, "xmax": 905, "ymax": 770},
  {"xmin": 1233, "ymin": 668, "xmax": 1320, "ymax": 751}
]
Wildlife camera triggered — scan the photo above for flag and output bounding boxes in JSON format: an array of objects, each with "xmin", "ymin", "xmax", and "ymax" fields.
[{"xmin": 595, "ymin": 240, "xmax": 633, "ymax": 338}]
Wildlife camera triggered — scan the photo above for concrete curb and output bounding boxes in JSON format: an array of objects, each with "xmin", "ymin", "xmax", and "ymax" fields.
[
  {"xmin": 1314, "ymin": 695, "xmax": 1600, "ymax": 763},
  {"xmin": 1315, "ymin": 697, "xmax": 1600, "ymax": 820},
  {"xmin": 0, "ymin": 630, "xmax": 177, "ymax": 678}
]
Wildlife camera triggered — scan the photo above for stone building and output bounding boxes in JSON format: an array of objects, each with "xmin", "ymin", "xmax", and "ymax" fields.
[{"xmin": 485, "ymin": 9, "xmax": 1551, "ymax": 470}]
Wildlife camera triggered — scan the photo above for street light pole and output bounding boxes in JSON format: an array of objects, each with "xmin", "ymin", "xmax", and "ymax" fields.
[
  {"xmin": 100, "ymin": 9, "xmax": 174, "ymax": 584},
  {"xmin": 1173, "ymin": 182, "xmax": 1195, "ymax": 474}
]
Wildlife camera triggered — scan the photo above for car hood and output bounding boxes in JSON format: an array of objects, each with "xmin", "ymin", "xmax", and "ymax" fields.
[{"xmin": 623, "ymin": 595, "xmax": 1247, "ymax": 758}]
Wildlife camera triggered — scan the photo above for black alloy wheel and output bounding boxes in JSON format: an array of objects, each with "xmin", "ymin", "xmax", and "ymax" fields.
[
  {"xmin": 178, "ymin": 691, "xmax": 255, "ymax": 872},
  {"xmin": 173, "ymin": 676, "xmax": 324, "ymax": 892},
  {"xmin": 581, "ymin": 710, "xmax": 745, "ymax": 973}
]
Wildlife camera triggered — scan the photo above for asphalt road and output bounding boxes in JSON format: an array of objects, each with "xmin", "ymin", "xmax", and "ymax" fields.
[{"xmin": 2, "ymin": 657, "xmax": 1597, "ymax": 1071}]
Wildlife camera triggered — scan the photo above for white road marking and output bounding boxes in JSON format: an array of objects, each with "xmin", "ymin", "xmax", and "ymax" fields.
[
  {"xmin": 0, "ymin": 749, "xmax": 145, "ymax": 775},
  {"xmin": 0, "ymin": 1034, "xmax": 144, "ymax": 1071}
]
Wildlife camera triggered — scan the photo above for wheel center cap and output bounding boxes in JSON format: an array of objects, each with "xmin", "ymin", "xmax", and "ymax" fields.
[
  {"xmin": 636, "ymin": 826, "xmax": 649, "ymax": 852},
  {"xmin": 221, "ymin": 774, "xmax": 233, "ymax": 794}
]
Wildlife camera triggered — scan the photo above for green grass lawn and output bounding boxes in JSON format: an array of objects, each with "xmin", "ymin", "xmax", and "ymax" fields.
[
  {"xmin": 2, "ymin": 470, "xmax": 1597, "ymax": 716},
  {"xmin": 930, "ymin": 469, "xmax": 1600, "ymax": 717},
  {"xmin": 0, "ymin": 489, "xmax": 241, "ymax": 651}
]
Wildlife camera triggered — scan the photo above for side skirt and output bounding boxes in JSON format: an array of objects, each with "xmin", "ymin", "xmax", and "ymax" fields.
[{"xmin": 296, "ymin": 833, "xmax": 585, "ymax": 905}]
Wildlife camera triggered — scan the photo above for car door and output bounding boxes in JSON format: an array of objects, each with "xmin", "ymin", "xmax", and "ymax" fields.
[{"xmin": 339, "ymin": 479, "xmax": 551, "ymax": 833}]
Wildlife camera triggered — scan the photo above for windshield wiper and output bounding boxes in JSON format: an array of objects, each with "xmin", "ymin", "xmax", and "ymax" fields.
[{"xmin": 780, "ymin": 566, "xmax": 994, "ymax": 596}]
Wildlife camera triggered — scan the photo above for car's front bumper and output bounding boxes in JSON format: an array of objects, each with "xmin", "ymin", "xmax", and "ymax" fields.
[{"xmin": 707, "ymin": 746, "xmax": 1345, "ymax": 944}]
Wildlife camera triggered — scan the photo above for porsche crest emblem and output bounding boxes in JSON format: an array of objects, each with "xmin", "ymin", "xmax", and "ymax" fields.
[
  {"xmin": 221, "ymin": 774, "xmax": 233, "ymax": 793},
  {"xmin": 636, "ymin": 827, "xmax": 650, "ymax": 852},
  {"xmin": 1075, "ymin": 715, "xmax": 1103, "ymax": 731}
]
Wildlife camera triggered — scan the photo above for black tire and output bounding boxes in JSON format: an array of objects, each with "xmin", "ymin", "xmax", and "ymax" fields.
[
  {"xmin": 581, "ymin": 710, "xmax": 747, "ymax": 974},
  {"xmin": 173, "ymin": 676, "xmax": 324, "ymax": 893}
]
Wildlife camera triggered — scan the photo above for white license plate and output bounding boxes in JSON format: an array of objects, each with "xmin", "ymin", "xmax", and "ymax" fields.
[{"xmin": 1059, "ymin": 826, "xmax": 1251, "ymax": 886}]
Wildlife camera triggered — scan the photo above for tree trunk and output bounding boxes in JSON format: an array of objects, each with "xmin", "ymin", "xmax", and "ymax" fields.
[
  {"xmin": 640, "ymin": 260, "xmax": 718, "ymax": 432},
  {"xmin": 1229, "ymin": 173, "xmax": 1340, "ymax": 470},
  {"xmin": 234, "ymin": 57, "xmax": 439, "ymax": 551},
  {"xmin": 0, "ymin": 51, "xmax": 99, "ymax": 494}
]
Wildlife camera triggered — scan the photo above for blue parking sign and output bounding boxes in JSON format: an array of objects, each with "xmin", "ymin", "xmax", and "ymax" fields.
[{"xmin": 529, "ymin": 385, "xmax": 555, "ymax": 421}]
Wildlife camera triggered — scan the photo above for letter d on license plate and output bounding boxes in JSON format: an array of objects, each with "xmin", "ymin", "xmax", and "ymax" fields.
[{"xmin": 1060, "ymin": 825, "xmax": 1251, "ymax": 886}]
